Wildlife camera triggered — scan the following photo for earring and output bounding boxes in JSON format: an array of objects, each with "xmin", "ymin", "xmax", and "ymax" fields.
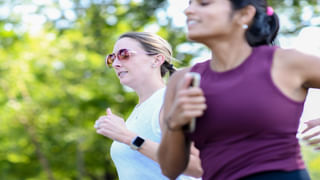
[
  {"xmin": 242, "ymin": 24, "xmax": 248, "ymax": 30},
  {"xmin": 152, "ymin": 64, "xmax": 156, "ymax": 68}
]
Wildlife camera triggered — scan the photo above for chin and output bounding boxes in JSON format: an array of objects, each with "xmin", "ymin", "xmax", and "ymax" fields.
[
  {"xmin": 120, "ymin": 79, "xmax": 135, "ymax": 89},
  {"xmin": 187, "ymin": 33, "xmax": 198, "ymax": 41},
  {"xmin": 187, "ymin": 32, "xmax": 207, "ymax": 43},
  {"xmin": 119, "ymin": 79, "xmax": 129, "ymax": 86}
]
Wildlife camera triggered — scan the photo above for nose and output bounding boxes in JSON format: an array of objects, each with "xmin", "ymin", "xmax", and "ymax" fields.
[
  {"xmin": 112, "ymin": 57, "xmax": 122, "ymax": 68},
  {"xmin": 184, "ymin": 2, "xmax": 195, "ymax": 16}
]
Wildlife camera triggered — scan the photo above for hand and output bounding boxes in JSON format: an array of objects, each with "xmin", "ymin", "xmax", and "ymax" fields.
[
  {"xmin": 166, "ymin": 74, "xmax": 207, "ymax": 130},
  {"xmin": 301, "ymin": 118, "xmax": 320, "ymax": 150},
  {"xmin": 94, "ymin": 108, "xmax": 133, "ymax": 143}
]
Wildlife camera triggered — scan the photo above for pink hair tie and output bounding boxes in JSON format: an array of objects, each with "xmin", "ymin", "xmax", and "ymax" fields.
[{"xmin": 266, "ymin": 6, "xmax": 274, "ymax": 16}]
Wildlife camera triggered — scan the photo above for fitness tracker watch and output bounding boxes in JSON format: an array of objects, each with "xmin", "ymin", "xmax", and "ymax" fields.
[{"xmin": 130, "ymin": 136, "xmax": 145, "ymax": 150}]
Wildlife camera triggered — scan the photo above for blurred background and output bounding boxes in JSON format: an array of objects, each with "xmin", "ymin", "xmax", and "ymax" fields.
[{"xmin": 0, "ymin": 0, "xmax": 320, "ymax": 179}]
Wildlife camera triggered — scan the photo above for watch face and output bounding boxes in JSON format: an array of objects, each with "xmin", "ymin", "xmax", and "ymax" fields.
[{"xmin": 133, "ymin": 136, "xmax": 145, "ymax": 147}]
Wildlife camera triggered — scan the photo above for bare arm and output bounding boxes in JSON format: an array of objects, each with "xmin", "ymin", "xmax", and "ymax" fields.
[
  {"xmin": 295, "ymin": 51, "xmax": 320, "ymax": 150},
  {"xmin": 95, "ymin": 109, "xmax": 161, "ymax": 162},
  {"xmin": 272, "ymin": 49, "xmax": 320, "ymax": 99},
  {"xmin": 273, "ymin": 49, "xmax": 320, "ymax": 150},
  {"xmin": 131, "ymin": 132, "xmax": 203, "ymax": 178},
  {"xmin": 296, "ymin": 52, "xmax": 320, "ymax": 89},
  {"xmin": 159, "ymin": 104, "xmax": 203, "ymax": 178},
  {"xmin": 95, "ymin": 104, "xmax": 203, "ymax": 178},
  {"xmin": 301, "ymin": 118, "xmax": 320, "ymax": 150},
  {"xmin": 158, "ymin": 68, "xmax": 206, "ymax": 179}
]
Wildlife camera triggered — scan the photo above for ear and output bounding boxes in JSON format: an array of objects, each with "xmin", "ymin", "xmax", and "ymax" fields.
[
  {"xmin": 152, "ymin": 54, "xmax": 165, "ymax": 68},
  {"xmin": 235, "ymin": 5, "xmax": 256, "ymax": 27}
]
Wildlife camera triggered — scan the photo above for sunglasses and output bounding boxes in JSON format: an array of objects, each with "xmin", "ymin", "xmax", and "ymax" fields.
[
  {"xmin": 106, "ymin": 49, "xmax": 157, "ymax": 68},
  {"xmin": 106, "ymin": 49, "xmax": 137, "ymax": 68}
]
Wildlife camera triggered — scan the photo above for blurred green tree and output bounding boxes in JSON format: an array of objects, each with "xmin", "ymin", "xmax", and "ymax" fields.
[{"xmin": 0, "ymin": 0, "xmax": 319, "ymax": 179}]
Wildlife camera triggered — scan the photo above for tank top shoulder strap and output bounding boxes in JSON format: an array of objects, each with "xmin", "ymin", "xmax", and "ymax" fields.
[{"xmin": 253, "ymin": 45, "xmax": 279, "ymax": 68}]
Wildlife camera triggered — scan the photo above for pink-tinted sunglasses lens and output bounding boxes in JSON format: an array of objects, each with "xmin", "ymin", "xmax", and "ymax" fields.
[
  {"xmin": 118, "ymin": 49, "xmax": 131, "ymax": 60},
  {"xmin": 106, "ymin": 49, "xmax": 131, "ymax": 68},
  {"xmin": 106, "ymin": 54, "xmax": 115, "ymax": 67}
]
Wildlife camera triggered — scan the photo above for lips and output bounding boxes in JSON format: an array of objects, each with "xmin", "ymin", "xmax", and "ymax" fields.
[
  {"xmin": 117, "ymin": 71, "xmax": 128, "ymax": 78},
  {"xmin": 186, "ymin": 19, "xmax": 200, "ymax": 27},
  {"xmin": 187, "ymin": 20, "xmax": 198, "ymax": 25}
]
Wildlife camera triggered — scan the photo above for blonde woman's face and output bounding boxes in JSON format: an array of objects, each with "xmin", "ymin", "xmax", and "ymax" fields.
[{"xmin": 111, "ymin": 38, "xmax": 155, "ymax": 88}]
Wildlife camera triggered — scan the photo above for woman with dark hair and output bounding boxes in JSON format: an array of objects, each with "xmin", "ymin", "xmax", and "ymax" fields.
[
  {"xmin": 158, "ymin": 0, "xmax": 320, "ymax": 179},
  {"xmin": 94, "ymin": 32, "xmax": 202, "ymax": 179}
]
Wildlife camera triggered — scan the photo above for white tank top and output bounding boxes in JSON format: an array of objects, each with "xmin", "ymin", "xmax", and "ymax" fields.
[{"xmin": 110, "ymin": 88, "xmax": 198, "ymax": 180}]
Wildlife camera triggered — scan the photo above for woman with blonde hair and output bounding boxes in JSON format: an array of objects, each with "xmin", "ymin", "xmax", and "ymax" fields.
[{"xmin": 94, "ymin": 32, "xmax": 203, "ymax": 180}]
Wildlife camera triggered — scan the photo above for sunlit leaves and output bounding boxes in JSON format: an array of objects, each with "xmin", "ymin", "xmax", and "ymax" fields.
[{"xmin": 1, "ymin": 0, "xmax": 320, "ymax": 179}]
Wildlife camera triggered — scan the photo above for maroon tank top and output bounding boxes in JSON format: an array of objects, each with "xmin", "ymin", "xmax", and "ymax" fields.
[{"xmin": 189, "ymin": 45, "xmax": 306, "ymax": 180}]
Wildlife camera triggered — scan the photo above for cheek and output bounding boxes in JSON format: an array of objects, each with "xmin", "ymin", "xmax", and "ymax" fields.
[
  {"xmin": 120, "ymin": 59, "xmax": 135, "ymax": 69},
  {"xmin": 205, "ymin": 5, "xmax": 232, "ymax": 21},
  {"xmin": 135, "ymin": 58, "xmax": 152, "ymax": 69}
]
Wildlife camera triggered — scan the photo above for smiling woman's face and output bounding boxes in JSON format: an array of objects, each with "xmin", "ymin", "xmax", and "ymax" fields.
[{"xmin": 184, "ymin": 0, "xmax": 238, "ymax": 42}]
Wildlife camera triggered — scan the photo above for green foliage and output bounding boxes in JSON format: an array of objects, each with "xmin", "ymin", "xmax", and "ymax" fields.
[
  {"xmin": 268, "ymin": 0, "xmax": 320, "ymax": 34},
  {"xmin": 0, "ymin": 0, "xmax": 320, "ymax": 179},
  {"xmin": 301, "ymin": 146, "xmax": 320, "ymax": 179},
  {"xmin": 0, "ymin": 27, "xmax": 132, "ymax": 179}
]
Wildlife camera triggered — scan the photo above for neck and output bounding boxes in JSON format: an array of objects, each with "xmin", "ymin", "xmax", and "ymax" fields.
[
  {"xmin": 203, "ymin": 34, "xmax": 253, "ymax": 72},
  {"xmin": 133, "ymin": 77, "xmax": 165, "ymax": 105}
]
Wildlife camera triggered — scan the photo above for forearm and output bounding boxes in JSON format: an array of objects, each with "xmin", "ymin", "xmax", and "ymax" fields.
[
  {"xmin": 120, "ymin": 129, "xmax": 183, "ymax": 166},
  {"xmin": 123, "ymin": 132, "xmax": 202, "ymax": 177},
  {"xmin": 158, "ymin": 129, "xmax": 191, "ymax": 179},
  {"xmin": 139, "ymin": 138, "xmax": 202, "ymax": 178},
  {"xmin": 135, "ymin": 139, "xmax": 160, "ymax": 162}
]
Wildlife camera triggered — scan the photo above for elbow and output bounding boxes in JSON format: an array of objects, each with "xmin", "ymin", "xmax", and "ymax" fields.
[
  {"xmin": 158, "ymin": 152, "xmax": 184, "ymax": 179},
  {"xmin": 157, "ymin": 135, "xmax": 189, "ymax": 179},
  {"xmin": 183, "ymin": 162, "xmax": 203, "ymax": 178},
  {"xmin": 183, "ymin": 153, "xmax": 204, "ymax": 178},
  {"xmin": 191, "ymin": 159, "xmax": 204, "ymax": 178},
  {"xmin": 192, "ymin": 166, "xmax": 204, "ymax": 178},
  {"xmin": 160, "ymin": 165, "xmax": 182, "ymax": 180}
]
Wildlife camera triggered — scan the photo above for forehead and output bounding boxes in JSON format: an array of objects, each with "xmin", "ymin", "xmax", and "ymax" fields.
[
  {"xmin": 193, "ymin": 0, "xmax": 231, "ymax": 6},
  {"xmin": 113, "ymin": 37, "xmax": 144, "ymax": 52}
]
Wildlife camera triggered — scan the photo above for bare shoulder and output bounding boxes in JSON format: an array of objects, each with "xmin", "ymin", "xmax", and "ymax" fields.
[
  {"xmin": 274, "ymin": 48, "xmax": 320, "ymax": 68},
  {"xmin": 274, "ymin": 48, "xmax": 320, "ymax": 88}
]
